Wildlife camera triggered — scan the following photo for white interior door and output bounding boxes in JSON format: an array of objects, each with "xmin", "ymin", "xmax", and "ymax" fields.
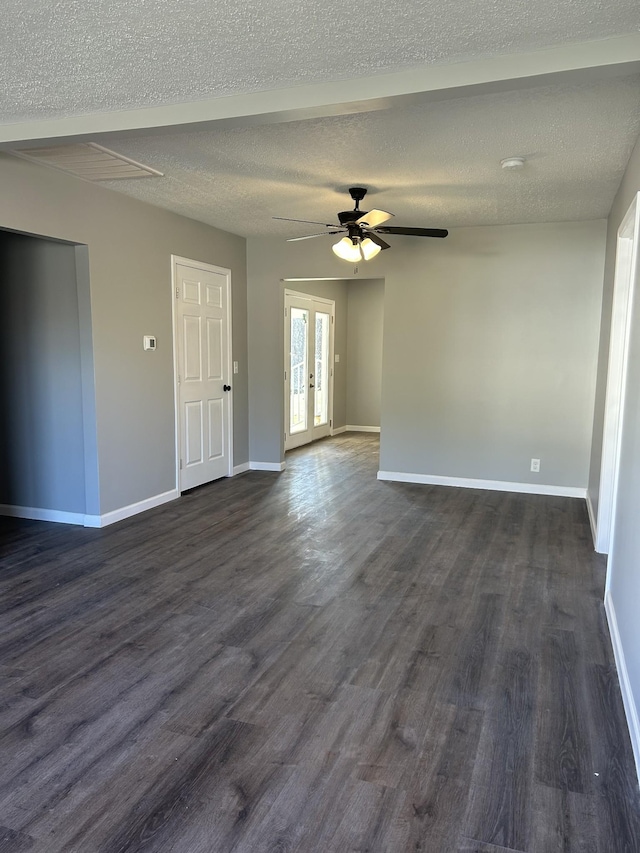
[
  {"xmin": 285, "ymin": 290, "xmax": 334, "ymax": 451},
  {"xmin": 173, "ymin": 257, "xmax": 233, "ymax": 491}
]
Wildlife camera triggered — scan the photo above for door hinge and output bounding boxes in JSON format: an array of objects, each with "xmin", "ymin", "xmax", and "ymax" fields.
[
  {"xmin": 330, "ymin": 419, "xmax": 332, "ymax": 427},
  {"xmin": 180, "ymin": 458, "xmax": 183, "ymax": 469},
  {"xmin": 285, "ymin": 307, "xmax": 288, "ymax": 318},
  {"xmin": 176, "ymin": 287, "xmax": 179, "ymax": 298},
  {"xmin": 284, "ymin": 370, "xmax": 287, "ymax": 381}
]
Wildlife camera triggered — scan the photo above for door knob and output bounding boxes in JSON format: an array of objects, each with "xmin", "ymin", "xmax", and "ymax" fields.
[{"xmin": 223, "ymin": 384, "xmax": 231, "ymax": 391}]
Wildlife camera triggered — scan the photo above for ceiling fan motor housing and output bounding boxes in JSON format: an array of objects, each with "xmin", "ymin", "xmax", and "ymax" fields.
[
  {"xmin": 338, "ymin": 209, "xmax": 367, "ymax": 225},
  {"xmin": 338, "ymin": 186, "xmax": 369, "ymax": 224},
  {"xmin": 345, "ymin": 222, "xmax": 364, "ymax": 243}
]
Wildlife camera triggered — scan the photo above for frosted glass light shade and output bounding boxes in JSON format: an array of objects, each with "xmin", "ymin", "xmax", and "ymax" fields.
[
  {"xmin": 360, "ymin": 238, "xmax": 381, "ymax": 260},
  {"xmin": 332, "ymin": 235, "xmax": 382, "ymax": 262},
  {"xmin": 332, "ymin": 237, "xmax": 362, "ymax": 262}
]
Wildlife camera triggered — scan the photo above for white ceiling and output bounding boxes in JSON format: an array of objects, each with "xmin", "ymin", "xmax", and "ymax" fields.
[
  {"xmin": 2, "ymin": 0, "xmax": 640, "ymax": 235},
  {"xmin": 2, "ymin": 0, "xmax": 640, "ymax": 122},
  {"xmin": 91, "ymin": 75, "xmax": 640, "ymax": 235}
]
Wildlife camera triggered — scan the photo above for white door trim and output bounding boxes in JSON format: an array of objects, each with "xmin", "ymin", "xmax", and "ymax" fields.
[
  {"xmin": 171, "ymin": 255, "xmax": 233, "ymax": 492},
  {"xmin": 596, "ymin": 193, "xmax": 639, "ymax": 558}
]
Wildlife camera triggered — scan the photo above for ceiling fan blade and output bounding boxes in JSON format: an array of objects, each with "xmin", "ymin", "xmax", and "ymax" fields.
[
  {"xmin": 356, "ymin": 209, "xmax": 394, "ymax": 228},
  {"xmin": 375, "ymin": 226, "xmax": 448, "ymax": 238},
  {"xmin": 286, "ymin": 231, "xmax": 342, "ymax": 242},
  {"xmin": 365, "ymin": 231, "xmax": 391, "ymax": 250},
  {"xmin": 273, "ymin": 216, "xmax": 339, "ymax": 228}
]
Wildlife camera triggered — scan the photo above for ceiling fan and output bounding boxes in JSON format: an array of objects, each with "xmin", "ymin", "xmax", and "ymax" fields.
[{"xmin": 274, "ymin": 187, "xmax": 448, "ymax": 262}]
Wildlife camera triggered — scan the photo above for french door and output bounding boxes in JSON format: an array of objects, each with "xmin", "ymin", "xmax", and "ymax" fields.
[{"xmin": 285, "ymin": 290, "xmax": 334, "ymax": 451}]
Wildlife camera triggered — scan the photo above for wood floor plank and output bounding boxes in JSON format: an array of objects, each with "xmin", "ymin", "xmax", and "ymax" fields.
[
  {"xmin": 399, "ymin": 705, "xmax": 484, "ymax": 849},
  {"xmin": 535, "ymin": 629, "xmax": 592, "ymax": 794},
  {"xmin": 458, "ymin": 840, "xmax": 526, "ymax": 853},
  {"xmin": 0, "ymin": 826, "xmax": 35, "ymax": 852},
  {"xmin": 90, "ymin": 719, "xmax": 261, "ymax": 853},
  {"xmin": 528, "ymin": 782, "xmax": 601, "ymax": 853},
  {"xmin": 0, "ymin": 434, "xmax": 639, "ymax": 852},
  {"xmin": 582, "ymin": 662, "xmax": 640, "ymax": 852},
  {"xmin": 462, "ymin": 561, "xmax": 541, "ymax": 851},
  {"xmin": 445, "ymin": 592, "xmax": 504, "ymax": 710},
  {"xmin": 462, "ymin": 646, "xmax": 536, "ymax": 851}
]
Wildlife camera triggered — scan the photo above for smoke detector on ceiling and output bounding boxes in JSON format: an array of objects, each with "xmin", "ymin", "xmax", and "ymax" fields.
[{"xmin": 500, "ymin": 156, "xmax": 526, "ymax": 170}]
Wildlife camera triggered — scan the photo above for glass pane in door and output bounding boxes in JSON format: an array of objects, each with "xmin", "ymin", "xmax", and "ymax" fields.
[
  {"xmin": 314, "ymin": 311, "xmax": 330, "ymax": 426},
  {"xmin": 290, "ymin": 307, "xmax": 309, "ymax": 434}
]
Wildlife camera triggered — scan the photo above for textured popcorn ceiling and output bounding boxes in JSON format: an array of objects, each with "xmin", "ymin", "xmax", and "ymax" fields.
[
  {"xmin": 3, "ymin": 2, "xmax": 640, "ymax": 233},
  {"xmin": 1, "ymin": 0, "xmax": 640, "ymax": 122},
  {"xmin": 90, "ymin": 75, "xmax": 640, "ymax": 234}
]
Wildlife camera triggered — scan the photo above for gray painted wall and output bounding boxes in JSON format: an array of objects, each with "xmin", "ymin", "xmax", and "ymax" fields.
[
  {"xmin": 346, "ymin": 278, "xmax": 384, "ymax": 428},
  {"xmin": 248, "ymin": 221, "xmax": 605, "ymax": 490},
  {"xmin": 0, "ymin": 232, "xmax": 86, "ymax": 513},
  {"xmin": 590, "ymin": 135, "xmax": 640, "ymax": 767},
  {"xmin": 380, "ymin": 222, "xmax": 604, "ymax": 485},
  {"xmin": 0, "ymin": 153, "xmax": 248, "ymax": 515}
]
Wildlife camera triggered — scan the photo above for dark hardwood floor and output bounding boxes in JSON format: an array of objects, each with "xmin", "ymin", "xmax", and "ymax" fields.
[{"xmin": 1, "ymin": 433, "xmax": 639, "ymax": 852}]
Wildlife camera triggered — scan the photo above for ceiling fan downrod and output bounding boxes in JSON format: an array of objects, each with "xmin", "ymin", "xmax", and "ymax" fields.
[{"xmin": 349, "ymin": 187, "xmax": 367, "ymax": 210}]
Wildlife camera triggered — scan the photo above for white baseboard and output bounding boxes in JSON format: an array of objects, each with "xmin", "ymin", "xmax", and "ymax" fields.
[
  {"xmin": 346, "ymin": 425, "xmax": 381, "ymax": 433},
  {"xmin": 0, "ymin": 503, "xmax": 87, "ymax": 526},
  {"xmin": 1, "ymin": 490, "xmax": 179, "ymax": 528},
  {"xmin": 586, "ymin": 492, "xmax": 600, "ymax": 551},
  {"xmin": 331, "ymin": 425, "xmax": 347, "ymax": 436},
  {"xmin": 233, "ymin": 462, "xmax": 251, "ymax": 475},
  {"xmin": 605, "ymin": 590, "xmax": 640, "ymax": 787},
  {"xmin": 376, "ymin": 470, "xmax": 587, "ymax": 499},
  {"xmin": 93, "ymin": 489, "xmax": 179, "ymax": 528},
  {"xmin": 249, "ymin": 461, "xmax": 286, "ymax": 472}
]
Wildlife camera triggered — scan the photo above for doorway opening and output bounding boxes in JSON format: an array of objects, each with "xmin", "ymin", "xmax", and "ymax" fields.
[
  {"xmin": 282, "ymin": 277, "xmax": 385, "ymax": 459},
  {"xmin": 595, "ymin": 192, "xmax": 640, "ymax": 557},
  {"xmin": 285, "ymin": 289, "xmax": 335, "ymax": 451},
  {"xmin": 0, "ymin": 228, "xmax": 99, "ymax": 525}
]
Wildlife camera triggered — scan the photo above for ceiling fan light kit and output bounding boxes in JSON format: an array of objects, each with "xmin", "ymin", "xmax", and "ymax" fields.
[
  {"xmin": 332, "ymin": 236, "xmax": 363, "ymax": 262},
  {"xmin": 275, "ymin": 187, "xmax": 448, "ymax": 263},
  {"xmin": 360, "ymin": 237, "xmax": 381, "ymax": 260},
  {"xmin": 332, "ymin": 235, "xmax": 381, "ymax": 262}
]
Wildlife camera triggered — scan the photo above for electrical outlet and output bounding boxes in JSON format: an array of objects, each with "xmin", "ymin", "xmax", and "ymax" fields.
[{"xmin": 531, "ymin": 458, "xmax": 540, "ymax": 473}]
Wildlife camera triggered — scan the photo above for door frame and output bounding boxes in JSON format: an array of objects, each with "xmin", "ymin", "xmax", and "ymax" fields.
[
  {"xmin": 596, "ymin": 192, "xmax": 640, "ymax": 559},
  {"xmin": 171, "ymin": 255, "xmax": 233, "ymax": 493},
  {"xmin": 284, "ymin": 289, "xmax": 335, "ymax": 451}
]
